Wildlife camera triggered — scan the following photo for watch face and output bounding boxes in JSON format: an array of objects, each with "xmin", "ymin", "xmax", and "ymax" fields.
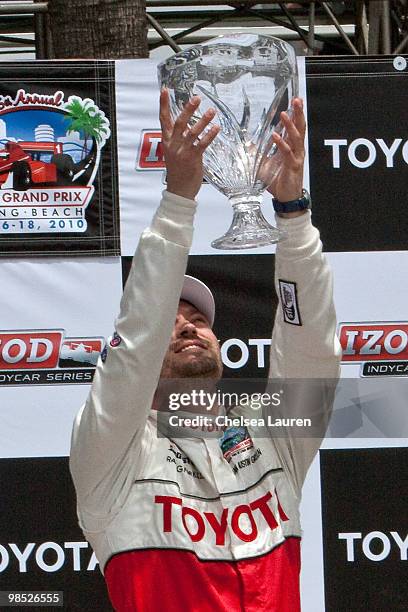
[{"xmin": 301, "ymin": 189, "xmax": 312, "ymax": 209}]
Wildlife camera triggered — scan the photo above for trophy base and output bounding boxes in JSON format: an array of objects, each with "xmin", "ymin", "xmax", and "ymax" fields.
[{"xmin": 211, "ymin": 201, "xmax": 284, "ymax": 250}]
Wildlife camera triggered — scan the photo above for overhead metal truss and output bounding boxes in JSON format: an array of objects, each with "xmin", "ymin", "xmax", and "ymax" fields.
[{"xmin": 0, "ymin": 1, "xmax": 407, "ymax": 58}]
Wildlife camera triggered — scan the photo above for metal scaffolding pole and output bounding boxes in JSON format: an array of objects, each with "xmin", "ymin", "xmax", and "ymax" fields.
[
  {"xmin": 0, "ymin": 2, "xmax": 47, "ymax": 13},
  {"xmin": 382, "ymin": 0, "xmax": 392, "ymax": 54},
  {"xmin": 355, "ymin": 0, "xmax": 369, "ymax": 55},
  {"xmin": 394, "ymin": 28, "xmax": 408, "ymax": 52},
  {"xmin": 308, "ymin": 1, "xmax": 316, "ymax": 55},
  {"xmin": 150, "ymin": 7, "xmax": 246, "ymax": 49},
  {"xmin": 34, "ymin": 11, "xmax": 46, "ymax": 59},
  {"xmin": 277, "ymin": 2, "xmax": 311, "ymax": 49},
  {"xmin": 319, "ymin": 1, "xmax": 359, "ymax": 54},
  {"xmin": 1, "ymin": 1, "xmax": 408, "ymax": 59},
  {"xmin": 147, "ymin": 13, "xmax": 182, "ymax": 51},
  {"xmin": 368, "ymin": 0, "xmax": 395, "ymax": 55}
]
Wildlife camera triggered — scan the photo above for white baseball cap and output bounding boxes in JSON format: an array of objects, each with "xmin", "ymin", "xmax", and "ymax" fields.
[{"xmin": 180, "ymin": 275, "xmax": 215, "ymax": 327}]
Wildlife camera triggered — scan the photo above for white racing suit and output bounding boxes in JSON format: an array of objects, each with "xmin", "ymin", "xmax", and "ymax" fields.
[{"xmin": 70, "ymin": 191, "xmax": 341, "ymax": 612}]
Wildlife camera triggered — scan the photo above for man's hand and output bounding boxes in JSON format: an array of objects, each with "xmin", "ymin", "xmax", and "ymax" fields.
[
  {"xmin": 160, "ymin": 88, "xmax": 219, "ymax": 201},
  {"xmin": 266, "ymin": 97, "xmax": 306, "ymax": 214}
]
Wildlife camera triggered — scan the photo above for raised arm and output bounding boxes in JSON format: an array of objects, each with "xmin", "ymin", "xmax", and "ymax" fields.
[
  {"xmin": 266, "ymin": 100, "xmax": 342, "ymax": 492},
  {"xmin": 70, "ymin": 91, "xmax": 218, "ymax": 516}
]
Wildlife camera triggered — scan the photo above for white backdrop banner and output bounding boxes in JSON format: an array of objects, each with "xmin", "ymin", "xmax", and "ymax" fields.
[
  {"xmin": 0, "ymin": 55, "xmax": 407, "ymax": 612},
  {"xmin": 0, "ymin": 257, "xmax": 122, "ymax": 458}
]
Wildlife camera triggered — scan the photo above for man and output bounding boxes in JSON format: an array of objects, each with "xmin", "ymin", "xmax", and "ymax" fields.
[{"xmin": 70, "ymin": 89, "xmax": 341, "ymax": 611}]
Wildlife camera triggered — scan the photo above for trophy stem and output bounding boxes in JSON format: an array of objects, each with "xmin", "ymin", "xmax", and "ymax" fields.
[{"xmin": 211, "ymin": 195, "xmax": 283, "ymax": 250}]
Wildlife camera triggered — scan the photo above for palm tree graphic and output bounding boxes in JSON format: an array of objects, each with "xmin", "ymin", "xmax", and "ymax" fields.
[{"xmin": 64, "ymin": 97, "xmax": 110, "ymax": 159}]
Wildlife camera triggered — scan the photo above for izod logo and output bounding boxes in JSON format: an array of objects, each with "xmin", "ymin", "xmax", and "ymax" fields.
[
  {"xmin": 0, "ymin": 331, "xmax": 63, "ymax": 369},
  {"xmin": 339, "ymin": 323, "xmax": 408, "ymax": 361},
  {"xmin": 0, "ymin": 330, "xmax": 104, "ymax": 385},
  {"xmin": 137, "ymin": 130, "xmax": 165, "ymax": 169},
  {"xmin": 338, "ymin": 322, "xmax": 408, "ymax": 377}
]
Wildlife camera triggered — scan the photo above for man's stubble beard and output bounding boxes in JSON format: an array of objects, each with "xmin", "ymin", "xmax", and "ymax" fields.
[
  {"xmin": 160, "ymin": 349, "xmax": 223, "ymax": 380},
  {"xmin": 155, "ymin": 347, "xmax": 223, "ymax": 414}
]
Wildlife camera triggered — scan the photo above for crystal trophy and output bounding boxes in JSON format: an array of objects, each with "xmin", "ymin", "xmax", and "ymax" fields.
[{"xmin": 158, "ymin": 33, "xmax": 298, "ymax": 249}]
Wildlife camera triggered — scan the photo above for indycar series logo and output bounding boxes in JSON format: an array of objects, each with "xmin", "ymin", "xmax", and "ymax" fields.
[
  {"xmin": 0, "ymin": 88, "xmax": 110, "ymax": 234},
  {"xmin": 0, "ymin": 330, "xmax": 104, "ymax": 385},
  {"xmin": 339, "ymin": 322, "xmax": 408, "ymax": 376}
]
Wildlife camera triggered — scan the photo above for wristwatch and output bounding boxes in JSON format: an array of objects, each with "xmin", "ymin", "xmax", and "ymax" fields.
[{"xmin": 272, "ymin": 189, "xmax": 311, "ymax": 214}]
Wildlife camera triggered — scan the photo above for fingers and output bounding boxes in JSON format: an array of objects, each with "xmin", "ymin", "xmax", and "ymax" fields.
[
  {"xmin": 186, "ymin": 108, "xmax": 216, "ymax": 141},
  {"xmin": 272, "ymin": 132, "xmax": 292, "ymax": 157},
  {"xmin": 196, "ymin": 124, "xmax": 220, "ymax": 151},
  {"xmin": 160, "ymin": 90, "xmax": 218, "ymax": 152},
  {"xmin": 172, "ymin": 96, "xmax": 201, "ymax": 138},
  {"xmin": 291, "ymin": 97, "xmax": 306, "ymax": 136},
  {"xmin": 279, "ymin": 97, "xmax": 306, "ymax": 154},
  {"xmin": 279, "ymin": 113, "xmax": 303, "ymax": 153},
  {"xmin": 159, "ymin": 88, "xmax": 173, "ymax": 139}
]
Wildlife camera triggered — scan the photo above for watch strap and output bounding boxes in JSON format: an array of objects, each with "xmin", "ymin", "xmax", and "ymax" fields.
[{"xmin": 272, "ymin": 189, "xmax": 311, "ymax": 214}]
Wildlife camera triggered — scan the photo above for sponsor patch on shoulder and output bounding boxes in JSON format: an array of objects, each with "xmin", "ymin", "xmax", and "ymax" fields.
[
  {"xmin": 278, "ymin": 280, "xmax": 301, "ymax": 326},
  {"xmin": 110, "ymin": 331, "xmax": 122, "ymax": 347}
]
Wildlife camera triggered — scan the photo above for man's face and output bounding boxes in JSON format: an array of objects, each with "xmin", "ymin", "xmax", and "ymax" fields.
[{"xmin": 160, "ymin": 300, "xmax": 223, "ymax": 380}]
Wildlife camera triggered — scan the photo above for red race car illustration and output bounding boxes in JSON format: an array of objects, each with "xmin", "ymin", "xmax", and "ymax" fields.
[{"xmin": 0, "ymin": 141, "xmax": 75, "ymax": 190}]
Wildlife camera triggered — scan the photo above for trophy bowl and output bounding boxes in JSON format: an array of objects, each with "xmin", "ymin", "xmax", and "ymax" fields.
[{"xmin": 158, "ymin": 33, "xmax": 298, "ymax": 250}]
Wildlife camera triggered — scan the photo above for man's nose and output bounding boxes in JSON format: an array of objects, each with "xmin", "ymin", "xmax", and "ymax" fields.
[{"xmin": 176, "ymin": 317, "xmax": 197, "ymax": 337}]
